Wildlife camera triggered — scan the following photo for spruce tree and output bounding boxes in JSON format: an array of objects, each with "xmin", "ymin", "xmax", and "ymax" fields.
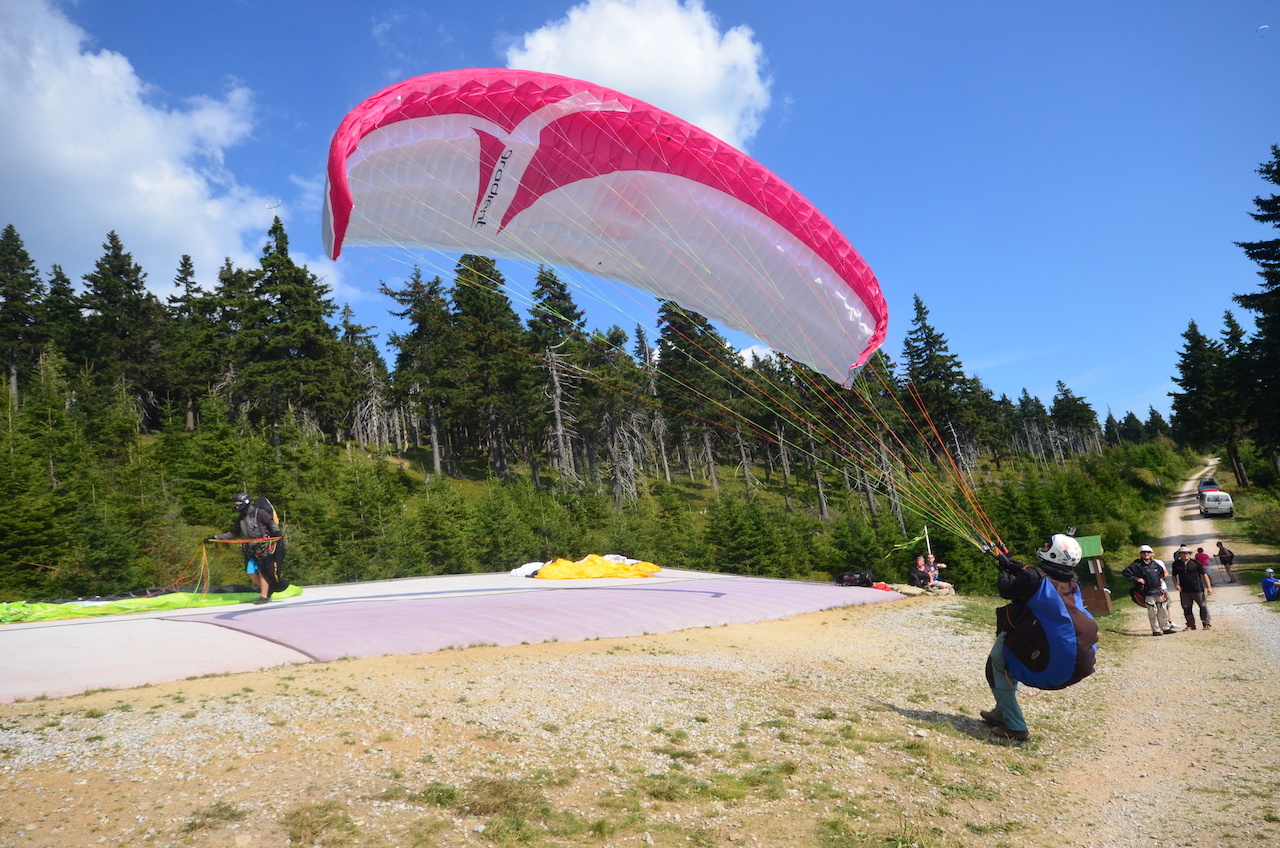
[
  {"xmin": 40, "ymin": 266, "xmax": 83, "ymax": 363},
  {"xmin": 1234, "ymin": 145, "xmax": 1280, "ymax": 476},
  {"xmin": 239, "ymin": 219, "xmax": 344, "ymax": 440},
  {"xmin": 0, "ymin": 224, "xmax": 45, "ymax": 404},
  {"xmin": 526, "ymin": 265, "xmax": 585, "ymax": 351},
  {"xmin": 382, "ymin": 268, "xmax": 461, "ymax": 474},
  {"xmin": 79, "ymin": 232, "xmax": 166, "ymax": 401},
  {"xmin": 1143, "ymin": 407, "xmax": 1172, "ymax": 441},
  {"xmin": 1170, "ymin": 321, "xmax": 1222, "ymax": 447},
  {"xmin": 1103, "ymin": 409, "xmax": 1121, "ymax": 446},
  {"xmin": 164, "ymin": 255, "xmax": 223, "ymax": 430},
  {"xmin": 1049, "ymin": 381, "xmax": 1098, "ymax": 434},
  {"xmin": 900, "ymin": 295, "xmax": 973, "ymax": 436},
  {"xmin": 1118, "ymin": 411, "xmax": 1145, "ymax": 444},
  {"xmin": 524, "ymin": 265, "xmax": 589, "ymax": 486},
  {"xmin": 450, "ymin": 255, "xmax": 526, "ymax": 476}
]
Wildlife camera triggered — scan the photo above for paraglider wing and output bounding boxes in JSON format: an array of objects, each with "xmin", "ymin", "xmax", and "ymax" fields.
[{"xmin": 324, "ymin": 69, "xmax": 886, "ymax": 383}]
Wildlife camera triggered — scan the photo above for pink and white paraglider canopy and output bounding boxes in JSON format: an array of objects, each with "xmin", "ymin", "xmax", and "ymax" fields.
[{"xmin": 324, "ymin": 69, "xmax": 886, "ymax": 383}]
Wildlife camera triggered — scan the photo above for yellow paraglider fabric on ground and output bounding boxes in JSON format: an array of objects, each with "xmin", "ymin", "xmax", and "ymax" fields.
[{"xmin": 534, "ymin": 555, "xmax": 660, "ymax": 580}]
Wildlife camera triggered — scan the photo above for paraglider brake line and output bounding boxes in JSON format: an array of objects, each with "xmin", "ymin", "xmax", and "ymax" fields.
[{"xmin": 205, "ymin": 537, "xmax": 282, "ymax": 544}]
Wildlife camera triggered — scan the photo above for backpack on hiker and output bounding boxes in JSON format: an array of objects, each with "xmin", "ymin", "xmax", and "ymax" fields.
[
  {"xmin": 241, "ymin": 496, "xmax": 279, "ymax": 555},
  {"xmin": 246, "ymin": 496, "xmax": 289, "ymax": 596},
  {"xmin": 1122, "ymin": 560, "xmax": 1165, "ymax": 597},
  {"xmin": 989, "ymin": 568, "xmax": 1098, "ymax": 691}
]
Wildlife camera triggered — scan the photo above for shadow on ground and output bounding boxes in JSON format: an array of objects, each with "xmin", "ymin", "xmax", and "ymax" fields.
[{"xmin": 876, "ymin": 702, "xmax": 1022, "ymax": 745}]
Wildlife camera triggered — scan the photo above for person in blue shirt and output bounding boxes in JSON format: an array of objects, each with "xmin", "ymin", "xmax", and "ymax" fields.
[{"xmin": 1263, "ymin": 568, "xmax": 1280, "ymax": 603}]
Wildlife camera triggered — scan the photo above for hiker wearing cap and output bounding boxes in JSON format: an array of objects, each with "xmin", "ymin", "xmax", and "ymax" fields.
[
  {"xmin": 1173, "ymin": 545, "xmax": 1213, "ymax": 630},
  {"xmin": 1123, "ymin": 545, "xmax": 1174, "ymax": 635},
  {"xmin": 1263, "ymin": 568, "xmax": 1280, "ymax": 603},
  {"xmin": 209, "ymin": 492, "xmax": 288, "ymax": 605}
]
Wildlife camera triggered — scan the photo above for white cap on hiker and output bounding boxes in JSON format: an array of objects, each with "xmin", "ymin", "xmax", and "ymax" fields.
[{"xmin": 1138, "ymin": 545, "xmax": 1153, "ymax": 553}]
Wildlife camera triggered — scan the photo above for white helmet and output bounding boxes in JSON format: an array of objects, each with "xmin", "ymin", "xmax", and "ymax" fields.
[{"xmin": 1038, "ymin": 534, "xmax": 1082, "ymax": 568}]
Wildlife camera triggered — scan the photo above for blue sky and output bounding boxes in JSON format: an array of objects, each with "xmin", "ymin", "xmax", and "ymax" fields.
[{"xmin": 2, "ymin": 0, "xmax": 1278, "ymax": 421}]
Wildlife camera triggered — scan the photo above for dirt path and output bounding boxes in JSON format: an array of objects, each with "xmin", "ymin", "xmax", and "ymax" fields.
[
  {"xmin": 1, "ymin": 464, "xmax": 1278, "ymax": 848},
  {"xmin": 1050, "ymin": 458, "xmax": 1280, "ymax": 847}
]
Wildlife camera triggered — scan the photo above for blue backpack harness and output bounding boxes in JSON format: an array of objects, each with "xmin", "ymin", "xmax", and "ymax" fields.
[{"xmin": 994, "ymin": 568, "xmax": 1099, "ymax": 691}]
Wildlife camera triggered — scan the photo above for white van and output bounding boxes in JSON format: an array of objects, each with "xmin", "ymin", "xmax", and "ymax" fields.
[{"xmin": 1199, "ymin": 491, "xmax": 1234, "ymax": 517}]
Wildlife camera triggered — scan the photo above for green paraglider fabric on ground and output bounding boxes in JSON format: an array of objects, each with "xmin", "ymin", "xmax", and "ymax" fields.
[{"xmin": 0, "ymin": 584, "xmax": 304, "ymax": 624}]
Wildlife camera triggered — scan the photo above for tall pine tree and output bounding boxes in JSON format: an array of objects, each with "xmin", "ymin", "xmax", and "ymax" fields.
[
  {"xmin": 0, "ymin": 225, "xmax": 45, "ymax": 404},
  {"xmin": 450, "ymin": 255, "xmax": 526, "ymax": 477},
  {"xmin": 1234, "ymin": 145, "xmax": 1280, "ymax": 476},
  {"xmin": 78, "ymin": 232, "xmax": 167, "ymax": 404}
]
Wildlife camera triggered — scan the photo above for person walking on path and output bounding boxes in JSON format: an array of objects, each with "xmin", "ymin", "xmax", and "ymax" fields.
[
  {"xmin": 1215, "ymin": 542, "xmax": 1237, "ymax": 583},
  {"xmin": 1174, "ymin": 547, "xmax": 1214, "ymax": 630},
  {"xmin": 209, "ymin": 492, "xmax": 288, "ymax": 605},
  {"xmin": 1123, "ymin": 545, "xmax": 1174, "ymax": 635}
]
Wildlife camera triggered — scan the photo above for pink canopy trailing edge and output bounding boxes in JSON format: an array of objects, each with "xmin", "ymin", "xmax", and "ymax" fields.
[{"xmin": 323, "ymin": 69, "xmax": 886, "ymax": 383}]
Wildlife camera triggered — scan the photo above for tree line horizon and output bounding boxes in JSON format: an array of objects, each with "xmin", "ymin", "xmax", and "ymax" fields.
[{"xmin": 1, "ymin": 145, "xmax": 1277, "ymax": 601}]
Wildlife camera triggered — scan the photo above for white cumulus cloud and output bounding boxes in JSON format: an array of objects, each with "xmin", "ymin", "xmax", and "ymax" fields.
[
  {"xmin": 738, "ymin": 343, "xmax": 776, "ymax": 367},
  {"xmin": 0, "ymin": 0, "xmax": 280, "ymax": 289},
  {"xmin": 506, "ymin": 0, "xmax": 771, "ymax": 150}
]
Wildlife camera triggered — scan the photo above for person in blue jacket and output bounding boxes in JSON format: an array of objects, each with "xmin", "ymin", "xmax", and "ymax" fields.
[
  {"xmin": 1263, "ymin": 568, "xmax": 1280, "ymax": 603},
  {"xmin": 979, "ymin": 534, "xmax": 1087, "ymax": 742}
]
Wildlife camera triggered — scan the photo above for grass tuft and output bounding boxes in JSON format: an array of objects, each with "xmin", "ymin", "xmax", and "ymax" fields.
[
  {"xmin": 181, "ymin": 800, "xmax": 246, "ymax": 833},
  {"xmin": 281, "ymin": 800, "xmax": 358, "ymax": 845},
  {"xmin": 460, "ymin": 776, "xmax": 548, "ymax": 818}
]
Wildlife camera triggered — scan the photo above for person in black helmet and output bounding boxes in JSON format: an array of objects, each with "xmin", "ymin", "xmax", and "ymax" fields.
[{"xmin": 209, "ymin": 492, "xmax": 287, "ymax": 604}]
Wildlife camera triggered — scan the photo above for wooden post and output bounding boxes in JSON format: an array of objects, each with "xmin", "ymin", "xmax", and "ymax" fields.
[{"xmin": 1079, "ymin": 555, "xmax": 1113, "ymax": 615}]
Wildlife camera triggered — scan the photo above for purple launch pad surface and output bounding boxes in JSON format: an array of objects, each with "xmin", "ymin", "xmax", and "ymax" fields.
[
  {"xmin": 0, "ymin": 572, "xmax": 902, "ymax": 701},
  {"xmin": 175, "ymin": 577, "xmax": 899, "ymax": 661}
]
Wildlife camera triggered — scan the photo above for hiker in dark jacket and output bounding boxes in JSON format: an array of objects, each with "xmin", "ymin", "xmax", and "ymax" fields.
[
  {"xmin": 210, "ymin": 492, "xmax": 287, "ymax": 605},
  {"xmin": 1122, "ymin": 545, "xmax": 1173, "ymax": 635},
  {"xmin": 979, "ymin": 534, "xmax": 1085, "ymax": 741},
  {"xmin": 1174, "ymin": 549, "xmax": 1213, "ymax": 630}
]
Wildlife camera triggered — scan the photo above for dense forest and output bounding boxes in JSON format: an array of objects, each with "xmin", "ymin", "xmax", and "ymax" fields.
[{"xmin": 3, "ymin": 146, "xmax": 1279, "ymax": 602}]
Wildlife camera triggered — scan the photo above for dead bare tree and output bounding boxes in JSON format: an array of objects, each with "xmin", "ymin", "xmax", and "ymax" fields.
[{"xmin": 543, "ymin": 343, "xmax": 580, "ymax": 485}]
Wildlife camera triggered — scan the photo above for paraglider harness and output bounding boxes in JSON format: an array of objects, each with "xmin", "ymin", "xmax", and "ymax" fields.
[
  {"xmin": 1121, "ymin": 559, "xmax": 1166, "ymax": 608},
  {"xmin": 984, "ymin": 546, "xmax": 1098, "ymax": 691},
  {"xmin": 835, "ymin": 569, "xmax": 877, "ymax": 588},
  {"xmin": 229, "ymin": 496, "xmax": 289, "ymax": 595}
]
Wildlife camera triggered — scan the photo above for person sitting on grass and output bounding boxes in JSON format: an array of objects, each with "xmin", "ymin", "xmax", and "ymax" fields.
[
  {"xmin": 925, "ymin": 554, "xmax": 954, "ymax": 593},
  {"xmin": 908, "ymin": 557, "xmax": 934, "ymax": 591},
  {"xmin": 1263, "ymin": 568, "xmax": 1280, "ymax": 603}
]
